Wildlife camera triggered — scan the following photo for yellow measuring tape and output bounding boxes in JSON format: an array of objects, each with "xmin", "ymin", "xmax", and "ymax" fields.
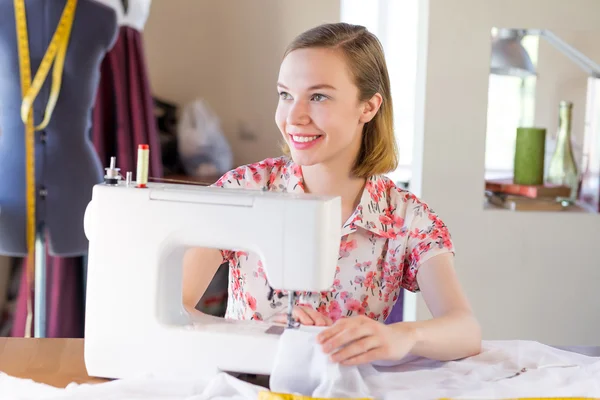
[
  {"xmin": 259, "ymin": 391, "xmax": 599, "ymax": 400},
  {"xmin": 258, "ymin": 392, "xmax": 372, "ymax": 400},
  {"xmin": 14, "ymin": 0, "xmax": 77, "ymax": 338},
  {"xmin": 259, "ymin": 394, "xmax": 597, "ymax": 400}
]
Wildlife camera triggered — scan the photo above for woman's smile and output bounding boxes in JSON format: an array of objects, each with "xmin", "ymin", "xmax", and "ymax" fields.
[{"xmin": 289, "ymin": 133, "xmax": 324, "ymax": 149}]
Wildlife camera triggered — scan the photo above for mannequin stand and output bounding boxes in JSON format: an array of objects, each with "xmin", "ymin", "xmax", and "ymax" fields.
[{"xmin": 34, "ymin": 224, "xmax": 47, "ymax": 338}]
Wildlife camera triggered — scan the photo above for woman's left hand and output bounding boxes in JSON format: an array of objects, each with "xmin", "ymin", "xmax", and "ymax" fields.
[{"xmin": 316, "ymin": 315, "xmax": 417, "ymax": 366}]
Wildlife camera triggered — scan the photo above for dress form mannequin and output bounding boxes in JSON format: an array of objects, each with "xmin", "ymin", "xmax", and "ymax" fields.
[
  {"xmin": 0, "ymin": 0, "xmax": 118, "ymax": 258},
  {"xmin": 94, "ymin": 0, "xmax": 151, "ymax": 31}
]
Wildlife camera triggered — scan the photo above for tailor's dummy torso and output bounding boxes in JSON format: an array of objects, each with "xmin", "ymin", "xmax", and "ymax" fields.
[
  {"xmin": 94, "ymin": 0, "xmax": 151, "ymax": 31},
  {"xmin": 0, "ymin": 0, "xmax": 118, "ymax": 257}
]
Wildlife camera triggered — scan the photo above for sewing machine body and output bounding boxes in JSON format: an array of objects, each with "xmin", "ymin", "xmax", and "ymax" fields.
[{"xmin": 83, "ymin": 180, "xmax": 341, "ymax": 379}]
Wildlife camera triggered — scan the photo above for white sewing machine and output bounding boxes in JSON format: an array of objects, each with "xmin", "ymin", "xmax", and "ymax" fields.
[{"xmin": 82, "ymin": 161, "xmax": 341, "ymax": 380}]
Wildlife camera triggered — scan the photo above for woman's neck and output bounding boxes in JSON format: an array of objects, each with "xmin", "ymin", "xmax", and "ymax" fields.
[{"xmin": 300, "ymin": 159, "xmax": 366, "ymax": 217}]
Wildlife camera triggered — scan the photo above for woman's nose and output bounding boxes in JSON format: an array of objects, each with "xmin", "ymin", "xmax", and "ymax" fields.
[{"xmin": 287, "ymin": 101, "xmax": 310, "ymax": 125}]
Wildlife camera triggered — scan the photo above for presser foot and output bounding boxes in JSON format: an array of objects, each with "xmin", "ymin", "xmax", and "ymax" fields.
[{"xmin": 285, "ymin": 315, "xmax": 300, "ymax": 329}]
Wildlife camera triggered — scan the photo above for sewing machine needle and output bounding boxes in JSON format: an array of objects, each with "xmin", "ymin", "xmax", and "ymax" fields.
[{"xmin": 286, "ymin": 292, "xmax": 296, "ymax": 329}]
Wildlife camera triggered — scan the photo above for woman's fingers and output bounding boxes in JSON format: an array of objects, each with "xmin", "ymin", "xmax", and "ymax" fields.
[
  {"xmin": 302, "ymin": 307, "xmax": 333, "ymax": 326},
  {"xmin": 294, "ymin": 306, "xmax": 316, "ymax": 325},
  {"xmin": 271, "ymin": 313, "xmax": 288, "ymax": 324},
  {"xmin": 269, "ymin": 306, "xmax": 332, "ymax": 326},
  {"xmin": 269, "ymin": 308, "xmax": 309, "ymax": 325},
  {"xmin": 329, "ymin": 335, "xmax": 380, "ymax": 363}
]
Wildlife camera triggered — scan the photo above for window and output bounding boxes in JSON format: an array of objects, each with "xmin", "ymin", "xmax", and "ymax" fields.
[
  {"xmin": 341, "ymin": 0, "xmax": 419, "ymax": 187},
  {"xmin": 342, "ymin": 5, "xmax": 542, "ymax": 185},
  {"xmin": 485, "ymin": 34, "xmax": 540, "ymax": 179}
]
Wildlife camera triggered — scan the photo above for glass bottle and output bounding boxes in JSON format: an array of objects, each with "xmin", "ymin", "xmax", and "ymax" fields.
[{"xmin": 547, "ymin": 101, "xmax": 579, "ymax": 200}]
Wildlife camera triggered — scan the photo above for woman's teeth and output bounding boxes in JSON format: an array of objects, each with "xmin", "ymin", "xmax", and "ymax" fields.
[{"xmin": 293, "ymin": 135, "xmax": 320, "ymax": 143}]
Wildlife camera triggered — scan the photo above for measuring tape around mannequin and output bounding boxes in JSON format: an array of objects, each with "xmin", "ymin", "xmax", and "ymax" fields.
[{"xmin": 14, "ymin": 0, "xmax": 78, "ymax": 338}]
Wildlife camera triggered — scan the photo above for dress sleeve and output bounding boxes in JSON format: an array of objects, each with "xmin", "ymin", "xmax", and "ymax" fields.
[{"xmin": 401, "ymin": 198, "xmax": 455, "ymax": 292}]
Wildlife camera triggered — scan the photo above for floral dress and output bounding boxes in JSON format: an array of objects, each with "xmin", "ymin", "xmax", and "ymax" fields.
[{"xmin": 212, "ymin": 156, "xmax": 454, "ymax": 323}]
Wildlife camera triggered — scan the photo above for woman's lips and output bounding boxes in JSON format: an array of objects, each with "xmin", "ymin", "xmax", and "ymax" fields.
[{"xmin": 289, "ymin": 133, "xmax": 323, "ymax": 150}]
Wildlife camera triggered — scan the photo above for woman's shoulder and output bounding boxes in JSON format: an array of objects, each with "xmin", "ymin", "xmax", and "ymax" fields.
[
  {"xmin": 368, "ymin": 174, "xmax": 450, "ymax": 234},
  {"xmin": 213, "ymin": 156, "xmax": 296, "ymax": 190},
  {"xmin": 369, "ymin": 175, "xmax": 435, "ymax": 215}
]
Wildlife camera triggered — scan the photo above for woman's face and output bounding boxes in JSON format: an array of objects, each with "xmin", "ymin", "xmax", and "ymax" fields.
[{"xmin": 275, "ymin": 47, "xmax": 375, "ymax": 170}]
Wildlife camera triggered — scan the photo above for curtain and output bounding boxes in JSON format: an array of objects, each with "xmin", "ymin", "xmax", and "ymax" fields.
[{"xmin": 11, "ymin": 25, "xmax": 162, "ymax": 338}]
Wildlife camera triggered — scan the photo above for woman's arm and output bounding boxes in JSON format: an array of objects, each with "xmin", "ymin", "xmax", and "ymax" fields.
[
  {"xmin": 182, "ymin": 247, "xmax": 225, "ymax": 314},
  {"xmin": 317, "ymin": 252, "xmax": 481, "ymax": 365},
  {"xmin": 395, "ymin": 252, "xmax": 482, "ymax": 361}
]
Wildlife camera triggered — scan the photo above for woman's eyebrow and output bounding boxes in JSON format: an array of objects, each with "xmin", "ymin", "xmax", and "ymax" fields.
[
  {"xmin": 308, "ymin": 84, "xmax": 337, "ymax": 90},
  {"xmin": 277, "ymin": 83, "xmax": 337, "ymax": 90}
]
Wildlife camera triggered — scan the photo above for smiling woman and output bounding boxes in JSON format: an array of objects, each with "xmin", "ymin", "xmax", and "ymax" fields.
[
  {"xmin": 276, "ymin": 31, "xmax": 397, "ymax": 181},
  {"xmin": 183, "ymin": 22, "xmax": 481, "ymax": 367},
  {"xmin": 276, "ymin": 47, "xmax": 370, "ymax": 171}
]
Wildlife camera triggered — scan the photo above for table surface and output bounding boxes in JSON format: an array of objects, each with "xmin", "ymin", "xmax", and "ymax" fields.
[
  {"xmin": 1, "ymin": 337, "xmax": 598, "ymax": 390},
  {"xmin": 0, "ymin": 338, "xmax": 109, "ymax": 388}
]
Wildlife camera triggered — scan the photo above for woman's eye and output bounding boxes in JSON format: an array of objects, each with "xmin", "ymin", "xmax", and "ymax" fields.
[
  {"xmin": 279, "ymin": 91, "xmax": 291, "ymax": 100},
  {"xmin": 311, "ymin": 94, "xmax": 327, "ymax": 102}
]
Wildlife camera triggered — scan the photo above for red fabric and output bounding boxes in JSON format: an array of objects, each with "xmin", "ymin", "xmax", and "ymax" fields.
[
  {"xmin": 11, "ymin": 26, "xmax": 161, "ymax": 338},
  {"xmin": 91, "ymin": 26, "xmax": 163, "ymax": 178}
]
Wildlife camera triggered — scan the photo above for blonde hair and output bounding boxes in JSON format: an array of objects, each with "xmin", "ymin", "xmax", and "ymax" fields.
[{"xmin": 280, "ymin": 22, "xmax": 398, "ymax": 178}]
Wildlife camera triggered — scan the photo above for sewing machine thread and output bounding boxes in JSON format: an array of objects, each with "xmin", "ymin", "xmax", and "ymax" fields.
[{"xmin": 136, "ymin": 144, "xmax": 149, "ymax": 188}]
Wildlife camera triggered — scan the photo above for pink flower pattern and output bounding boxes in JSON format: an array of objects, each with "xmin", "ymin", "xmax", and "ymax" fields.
[{"xmin": 212, "ymin": 157, "xmax": 454, "ymax": 323}]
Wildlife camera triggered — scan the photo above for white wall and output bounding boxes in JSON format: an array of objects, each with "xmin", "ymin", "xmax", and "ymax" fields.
[
  {"xmin": 142, "ymin": 0, "xmax": 341, "ymax": 167},
  {"xmin": 412, "ymin": 0, "xmax": 600, "ymax": 346}
]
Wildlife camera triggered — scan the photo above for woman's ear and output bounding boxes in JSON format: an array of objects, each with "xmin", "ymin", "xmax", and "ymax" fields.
[{"xmin": 359, "ymin": 93, "xmax": 383, "ymax": 123}]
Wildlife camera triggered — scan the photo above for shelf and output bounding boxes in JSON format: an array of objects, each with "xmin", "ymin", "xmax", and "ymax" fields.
[{"xmin": 483, "ymin": 197, "xmax": 598, "ymax": 213}]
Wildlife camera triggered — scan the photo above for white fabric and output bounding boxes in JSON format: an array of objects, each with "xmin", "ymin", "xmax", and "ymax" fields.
[
  {"xmin": 93, "ymin": 0, "xmax": 151, "ymax": 30},
  {"xmin": 368, "ymin": 341, "xmax": 600, "ymax": 399},
  {"xmin": 271, "ymin": 329, "xmax": 600, "ymax": 399},
  {"xmin": 0, "ymin": 372, "xmax": 262, "ymax": 400},
  {"xmin": 269, "ymin": 327, "xmax": 374, "ymax": 398},
  {"xmin": 2, "ymin": 331, "xmax": 600, "ymax": 399}
]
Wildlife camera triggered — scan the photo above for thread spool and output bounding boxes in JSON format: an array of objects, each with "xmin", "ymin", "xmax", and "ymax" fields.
[{"xmin": 136, "ymin": 144, "xmax": 149, "ymax": 188}]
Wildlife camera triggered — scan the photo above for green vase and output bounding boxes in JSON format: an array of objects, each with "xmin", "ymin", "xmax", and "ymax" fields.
[
  {"xmin": 547, "ymin": 101, "xmax": 579, "ymax": 200},
  {"xmin": 514, "ymin": 127, "xmax": 546, "ymax": 185}
]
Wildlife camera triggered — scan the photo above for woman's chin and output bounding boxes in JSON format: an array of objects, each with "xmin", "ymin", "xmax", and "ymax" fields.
[{"xmin": 289, "ymin": 150, "xmax": 322, "ymax": 166}]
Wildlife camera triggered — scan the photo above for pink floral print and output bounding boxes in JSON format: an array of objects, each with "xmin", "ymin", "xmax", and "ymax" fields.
[{"xmin": 212, "ymin": 157, "xmax": 454, "ymax": 323}]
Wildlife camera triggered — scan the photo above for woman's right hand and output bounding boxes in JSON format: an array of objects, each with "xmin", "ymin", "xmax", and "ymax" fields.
[{"xmin": 271, "ymin": 305, "xmax": 333, "ymax": 327}]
